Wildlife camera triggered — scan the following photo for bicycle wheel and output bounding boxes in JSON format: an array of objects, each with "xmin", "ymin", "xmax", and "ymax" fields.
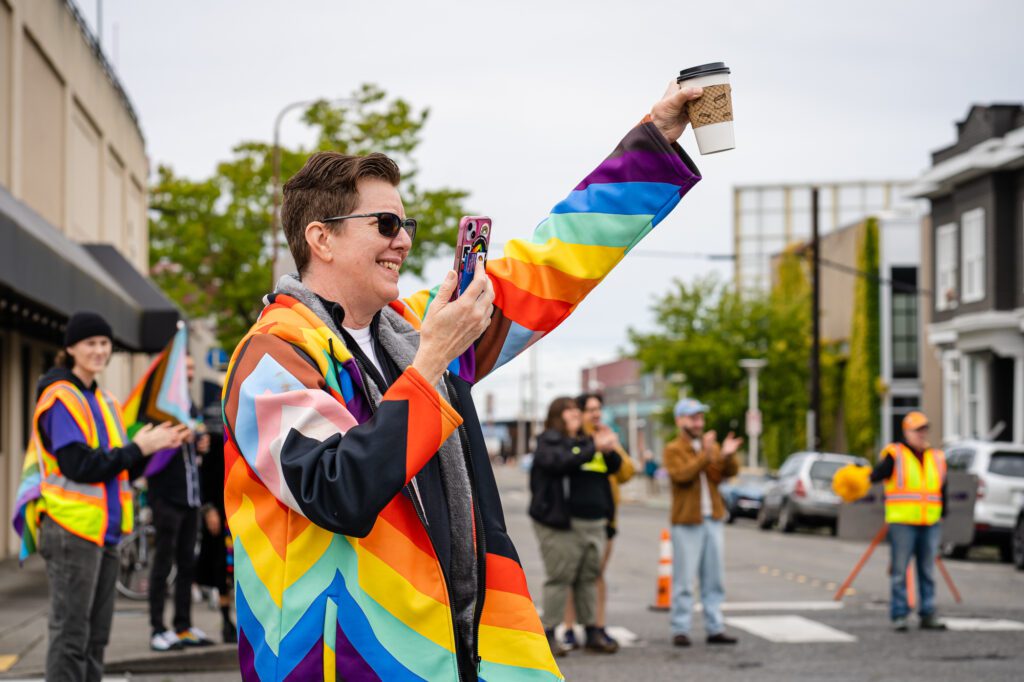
[{"xmin": 116, "ymin": 530, "xmax": 150, "ymax": 600}]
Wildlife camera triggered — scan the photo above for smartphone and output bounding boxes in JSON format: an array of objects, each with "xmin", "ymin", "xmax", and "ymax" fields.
[{"xmin": 452, "ymin": 216, "xmax": 492, "ymax": 298}]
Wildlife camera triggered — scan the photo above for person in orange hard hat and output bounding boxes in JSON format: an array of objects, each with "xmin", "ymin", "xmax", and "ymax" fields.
[{"xmin": 869, "ymin": 411, "xmax": 948, "ymax": 632}]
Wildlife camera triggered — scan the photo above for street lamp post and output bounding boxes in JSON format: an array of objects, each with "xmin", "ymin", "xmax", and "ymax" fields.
[
  {"xmin": 739, "ymin": 358, "xmax": 767, "ymax": 470},
  {"xmin": 270, "ymin": 97, "xmax": 356, "ymax": 287}
]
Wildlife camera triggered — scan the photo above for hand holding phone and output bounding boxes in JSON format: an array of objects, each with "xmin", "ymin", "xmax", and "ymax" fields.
[{"xmin": 452, "ymin": 216, "xmax": 492, "ymax": 299}]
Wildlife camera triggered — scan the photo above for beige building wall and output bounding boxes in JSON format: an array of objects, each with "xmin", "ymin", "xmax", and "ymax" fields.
[
  {"xmin": 919, "ymin": 215, "xmax": 944, "ymax": 438},
  {"xmin": 0, "ymin": 0, "xmax": 151, "ymax": 558}
]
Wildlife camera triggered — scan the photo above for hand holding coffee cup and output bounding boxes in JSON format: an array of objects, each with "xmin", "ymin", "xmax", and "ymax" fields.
[
  {"xmin": 676, "ymin": 62, "xmax": 735, "ymax": 154},
  {"xmin": 650, "ymin": 82, "xmax": 706, "ymax": 144}
]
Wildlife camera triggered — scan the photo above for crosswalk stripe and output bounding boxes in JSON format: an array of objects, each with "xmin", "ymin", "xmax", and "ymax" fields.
[
  {"xmin": 942, "ymin": 618, "xmax": 1024, "ymax": 632},
  {"xmin": 718, "ymin": 601, "xmax": 844, "ymax": 612},
  {"xmin": 725, "ymin": 615, "xmax": 857, "ymax": 643}
]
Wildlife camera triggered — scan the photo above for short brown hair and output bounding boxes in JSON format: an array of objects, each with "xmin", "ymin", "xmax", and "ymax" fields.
[
  {"xmin": 282, "ymin": 151, "xmax": 401, "ymax": 274},
  {"xmin": 544, "ymin": 396, "xmax": 580, "ymax": 436}
]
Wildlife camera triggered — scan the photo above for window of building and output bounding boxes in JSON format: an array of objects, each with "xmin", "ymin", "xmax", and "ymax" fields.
[
  {"xmin": 942, "ymin": 351, "xmax": 961, "ymax": 442},
  {"xmin": 964, "ymin": 354, "xmax": 988, "ymax": 439},
  {"xmin": 891, "ymin": 395, "xmax": 919, "ymax": 443},
  {"xmin": 935, "ymin": 223, "xmax": 957, "ymax": 311},
  {"xmin": 960, "ymin": 208, "xmax": 986, "ymax": 303},
  {"xmin": 891, "ymin": 267, "xmax": 918, "ymax": 379}
]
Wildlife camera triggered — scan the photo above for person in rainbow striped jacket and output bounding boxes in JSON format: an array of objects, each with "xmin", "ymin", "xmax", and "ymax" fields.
[{"xmin": 222, "ymin": 81, "xmax": 707, "ymax": 681}]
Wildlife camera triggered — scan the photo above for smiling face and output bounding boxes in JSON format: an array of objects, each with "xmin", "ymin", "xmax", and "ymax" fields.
[
  {"xmin": 562, "ymin": 406, "xmax": 583, "ymax": 436},
  {"xmin": 582, "ymin": 396, "xmax": 603, "ymax": 429},
  {"xmin": 66, "ymin": 336, "xmax": 112, "ymax": 376},
  {"xmin": 307, "ymin": 177, "xmax": 412, "ymax": 324}
]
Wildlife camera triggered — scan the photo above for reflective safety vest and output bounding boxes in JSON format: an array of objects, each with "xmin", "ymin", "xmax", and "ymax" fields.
[
  {"xmin": 883, "ymin": 443, "xmax": 946, "ymax": 526},
  {"xmin": 32, "ymin": 380, "xmax": 133, "ymax": 546}
]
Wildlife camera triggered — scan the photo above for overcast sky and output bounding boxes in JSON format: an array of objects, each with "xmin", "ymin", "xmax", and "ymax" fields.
[{"xmin": 79, "ymin": 0, "xmax": 1022, "ymax": 420}]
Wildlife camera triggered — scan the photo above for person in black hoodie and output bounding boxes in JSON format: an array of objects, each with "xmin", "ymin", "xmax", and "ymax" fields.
[
  {"xmin": 146, "ymin": 354, "xmax": 215, "ymax": 651},
  {"xmin": 28, "ymin": 311, "xmax": 187, "ymax": 682},
  {"xmin": 530, "ymin": 396, "xmax": 622, "ymax": 657}
]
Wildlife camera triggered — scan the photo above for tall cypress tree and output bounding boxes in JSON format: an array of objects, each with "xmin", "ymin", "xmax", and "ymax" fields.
[{"xmin": 843, "ymin": 218, "xmax": 881, "ymax": 459}]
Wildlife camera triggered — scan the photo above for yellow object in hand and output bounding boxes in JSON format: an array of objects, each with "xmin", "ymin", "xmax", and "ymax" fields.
[{"xmin": 832, "ymin": 464, "xmax": 872, "ymax": 503}]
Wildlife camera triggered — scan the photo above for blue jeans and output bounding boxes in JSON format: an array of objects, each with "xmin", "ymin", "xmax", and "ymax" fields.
[
  {"xmin": 670, "ymin": 518, "xmax": 725, "ymax": 636},
  {"xmin": 889, "ymin": 523, "xmax": 941, "ymax": 620}
]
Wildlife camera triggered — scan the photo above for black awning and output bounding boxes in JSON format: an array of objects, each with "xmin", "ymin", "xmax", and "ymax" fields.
[
  {"xmin": 82, "ymin": 244, "xmax": 180, "ymax": 351},
  {"xmin": 0, "ymin": 185, "xmax": 180, "ymax": 352}
]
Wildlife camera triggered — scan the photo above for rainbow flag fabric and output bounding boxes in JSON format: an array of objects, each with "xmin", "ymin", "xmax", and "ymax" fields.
[
  {"xmin": 123, "ymin": 323, "xmax": 194, "ymax": 475},
  {"xmin": 222, "ymin": 119, "xmax": 700, "ymax": 681}
]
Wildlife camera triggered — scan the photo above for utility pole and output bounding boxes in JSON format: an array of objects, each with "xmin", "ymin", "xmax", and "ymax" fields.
[
  {"xmin": 810, "ymin": 187, "xmax": 822, "ymax": 451},
  {"xmin": 740, "ymin": 358, "xmax": 767, "ymax": 469}
]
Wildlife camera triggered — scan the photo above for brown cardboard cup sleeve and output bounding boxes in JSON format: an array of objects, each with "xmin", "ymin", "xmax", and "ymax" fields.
[{"xmin": 686, "ymin": 84, "xmax": 733, "ymax": 128}]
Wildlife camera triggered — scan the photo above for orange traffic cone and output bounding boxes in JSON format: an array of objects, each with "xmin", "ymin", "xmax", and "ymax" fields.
[{"xmin": 649, "ymin": 528, "xmax": 672, "ymax": 611}]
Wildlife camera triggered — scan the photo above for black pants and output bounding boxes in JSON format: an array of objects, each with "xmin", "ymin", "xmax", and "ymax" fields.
[
  {"xmin": 149, "ymin": 498, "xmax": 198, "ymax": 633},
  {"xmin": 38, "ymin": 517, "xmax": 118, "ymax": 682}
]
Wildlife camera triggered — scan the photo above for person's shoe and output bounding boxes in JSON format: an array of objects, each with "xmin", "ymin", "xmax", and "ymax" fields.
[
  {"xmin": 177, "ymin": 627, "xmax": 215, "ymax": 647},
  {"xmin": 151, "ymin": 630, "xmax": 184, "ymax": 652},
  {"xmin": 584, "ymin": 626, "xmax": 619, "ymax": 653},
  {"xmin": 706, "ymin": 632, "xmax": 739, "ymax": 645},
  {"xmin": 892, "ymin": 617, "xmax": 910, "ymax": 632},
  {"xmin": 599, "ymin": 627, "xmax": 619, "ymax": 648},
  {"xmin": 563, "ymin": 627, "xmax": 580, "ymax": 650},
  {"xmin": 545, "ymin": 629, "xmax": 569, "ymax": 658},
  {"xmin": 919, "ymin": 614, "xmax": 947, "ymax": 631},
  {"xmin": 222, "ymin": 620, "xmax": 238, "ymax": 644},
  {"xmin": 672, "ymin": 633, "xmax": 692, "ymax": 647}
]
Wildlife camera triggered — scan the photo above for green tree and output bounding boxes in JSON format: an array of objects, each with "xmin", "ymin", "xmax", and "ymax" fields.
[
  {"xmin": 148, "ymin": 83, "xmax": 469, "ymax": 350},
  {"xmin": 843, "ymin": 218, "xmax": 881, "ymax": 459},
  {"xmin": 630, "ymin": 271, "xmax": 819, "ymax": 470}
]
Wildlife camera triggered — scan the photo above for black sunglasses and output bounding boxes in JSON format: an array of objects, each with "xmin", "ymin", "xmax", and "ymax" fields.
[{"xmin": 321, "ymin": 212, "xmax": 417, "ymax": 241}]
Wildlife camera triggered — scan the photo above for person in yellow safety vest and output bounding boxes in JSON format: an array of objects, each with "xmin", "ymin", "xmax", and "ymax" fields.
[
  {"xmin": 869, "ymin": 411, "xmax": 948, "ymax": 632},
  {"xmin": 22, "ymin": 311, "xmax": 189, "ymax": 682}
]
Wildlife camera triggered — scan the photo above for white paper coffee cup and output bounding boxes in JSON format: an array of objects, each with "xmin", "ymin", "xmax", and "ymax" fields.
[{"xmin": 677, "ymin": 62, "xmax": 734, "ymax": 155}]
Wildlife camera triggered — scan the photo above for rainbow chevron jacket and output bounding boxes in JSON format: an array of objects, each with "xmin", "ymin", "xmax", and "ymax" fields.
[{"xmin": 221, "ymin": 119, "xmax": 700, "ymax": 681}]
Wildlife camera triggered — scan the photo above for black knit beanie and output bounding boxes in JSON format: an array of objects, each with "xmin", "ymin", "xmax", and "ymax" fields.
[{"xmin": 64, "ymin": 311, "xmax": 113, "ymax": 347}]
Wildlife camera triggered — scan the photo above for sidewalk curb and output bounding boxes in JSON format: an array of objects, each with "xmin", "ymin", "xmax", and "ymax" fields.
[{"xmin": 0, "ymin": 644, "xmax": 238, "ymax": 678}]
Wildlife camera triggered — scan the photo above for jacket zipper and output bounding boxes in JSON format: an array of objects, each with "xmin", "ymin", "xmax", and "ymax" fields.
[
  {"xmin": 336, "ymin": 340, "xmax": 466, "ymax": 682},
  {"xmin": 444, "ymin": 376, "xmax": 488, "ymax": 676}
]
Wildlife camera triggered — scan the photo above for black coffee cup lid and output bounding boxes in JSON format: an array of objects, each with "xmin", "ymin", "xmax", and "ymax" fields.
[{"xmin": 677, "ymin": 62, "xmax": 730, "ymax": 83}]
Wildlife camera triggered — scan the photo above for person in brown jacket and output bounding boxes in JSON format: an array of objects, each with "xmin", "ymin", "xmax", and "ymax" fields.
[{"xmin": 664, "ymin": 398, "xmax": 742, "ymax": 647}]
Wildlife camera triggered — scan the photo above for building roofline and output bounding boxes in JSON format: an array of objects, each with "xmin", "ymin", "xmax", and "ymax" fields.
[{"xmin": 64, "ymin": 0, "xmax": 145, "ymax": 144}]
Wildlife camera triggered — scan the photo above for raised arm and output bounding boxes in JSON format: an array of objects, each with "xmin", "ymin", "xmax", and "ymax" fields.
[{"xmin": 398, "ymin": 84, "xmax": 705, "ymax": 383}]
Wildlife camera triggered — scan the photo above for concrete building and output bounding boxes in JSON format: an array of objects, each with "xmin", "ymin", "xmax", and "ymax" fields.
[
  {"xmin": 771, "ymin": 207, "xmax": 934, "ymax": 450},
  {"xmin": 909, "ymin": 104, "xmax": 1024, "ymax": 445},
  {"xmin": 0, "ymin": 0, "xmax": 178, "ymax": 558},
  {"xmin": 579, "ymin": 358, "xmax": 670, "ymax": 461}
]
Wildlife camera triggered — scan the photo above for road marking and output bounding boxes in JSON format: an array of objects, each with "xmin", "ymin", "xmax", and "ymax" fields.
[
  {"xmin": 725, "ymin": 615, "xmax": 857, "ymax": 643},
  {"xmin": 716, "ymin": 601, "xmax": 844, "ymax": 612},
  {"xmin": 0, "ymin": 655, "xmax": 18, "ymax": 672},
  {"xmin": 604, "ymin": 625, "xmax": 642, "ymax": 647},
  {"xmin": 942, "ymin": 618, "xmax": 1024, "ymax": 632}
]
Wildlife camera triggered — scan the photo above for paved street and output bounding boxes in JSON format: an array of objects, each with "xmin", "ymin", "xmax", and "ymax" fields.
[
  {"xmin": 495, "ymin": 465, "xmax": 1024, "ymax": 681},
  {"xmin": 2, "ymin": 464, "xmax": 1023, "ymax": 681}
]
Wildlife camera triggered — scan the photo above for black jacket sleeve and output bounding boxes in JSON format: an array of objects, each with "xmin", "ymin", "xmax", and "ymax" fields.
[
  {"xmin": 533, "ymin": 433, "xmax": 595, "ymax": 475},
  {"xmin": 55, "ymin": 442, "xmax": 144, "ymax": 484},
  {"xmin": 870, "ymin": 454, "xmax": 895, "ymax": 484},
  {"xmin": 602, "ymin": 447, "xmax": 623, "ymax": 475}
]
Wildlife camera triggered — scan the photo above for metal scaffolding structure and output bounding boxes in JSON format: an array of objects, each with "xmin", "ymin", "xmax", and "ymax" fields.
[{"xmin": 733, "ymin": 180, "xmax": 912, "ymax": 293}]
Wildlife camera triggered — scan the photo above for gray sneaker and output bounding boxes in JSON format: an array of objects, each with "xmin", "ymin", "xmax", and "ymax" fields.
[
  {"xmin": 892, "ymin": 617, "xmax": 909, "ymax": 632},
  {"xmin": 919, "ymin": 614, "xmax": 947, "ymax": 631}
]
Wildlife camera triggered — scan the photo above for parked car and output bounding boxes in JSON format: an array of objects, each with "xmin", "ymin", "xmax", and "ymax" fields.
[
  {"xmin": 1014, "ymin": 502, "xmax": 1024, "ymax": 570},
  {"xmin": 758, "ymin": 452, "xmax": 869, "ymax": 534},
  {"xmin": 719, "ymin": 472, "xmax": 774, "ymax": 523},
  {"xmin": 943, "ymin": 440, "xmax": 1024, "ymax": 562}
]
